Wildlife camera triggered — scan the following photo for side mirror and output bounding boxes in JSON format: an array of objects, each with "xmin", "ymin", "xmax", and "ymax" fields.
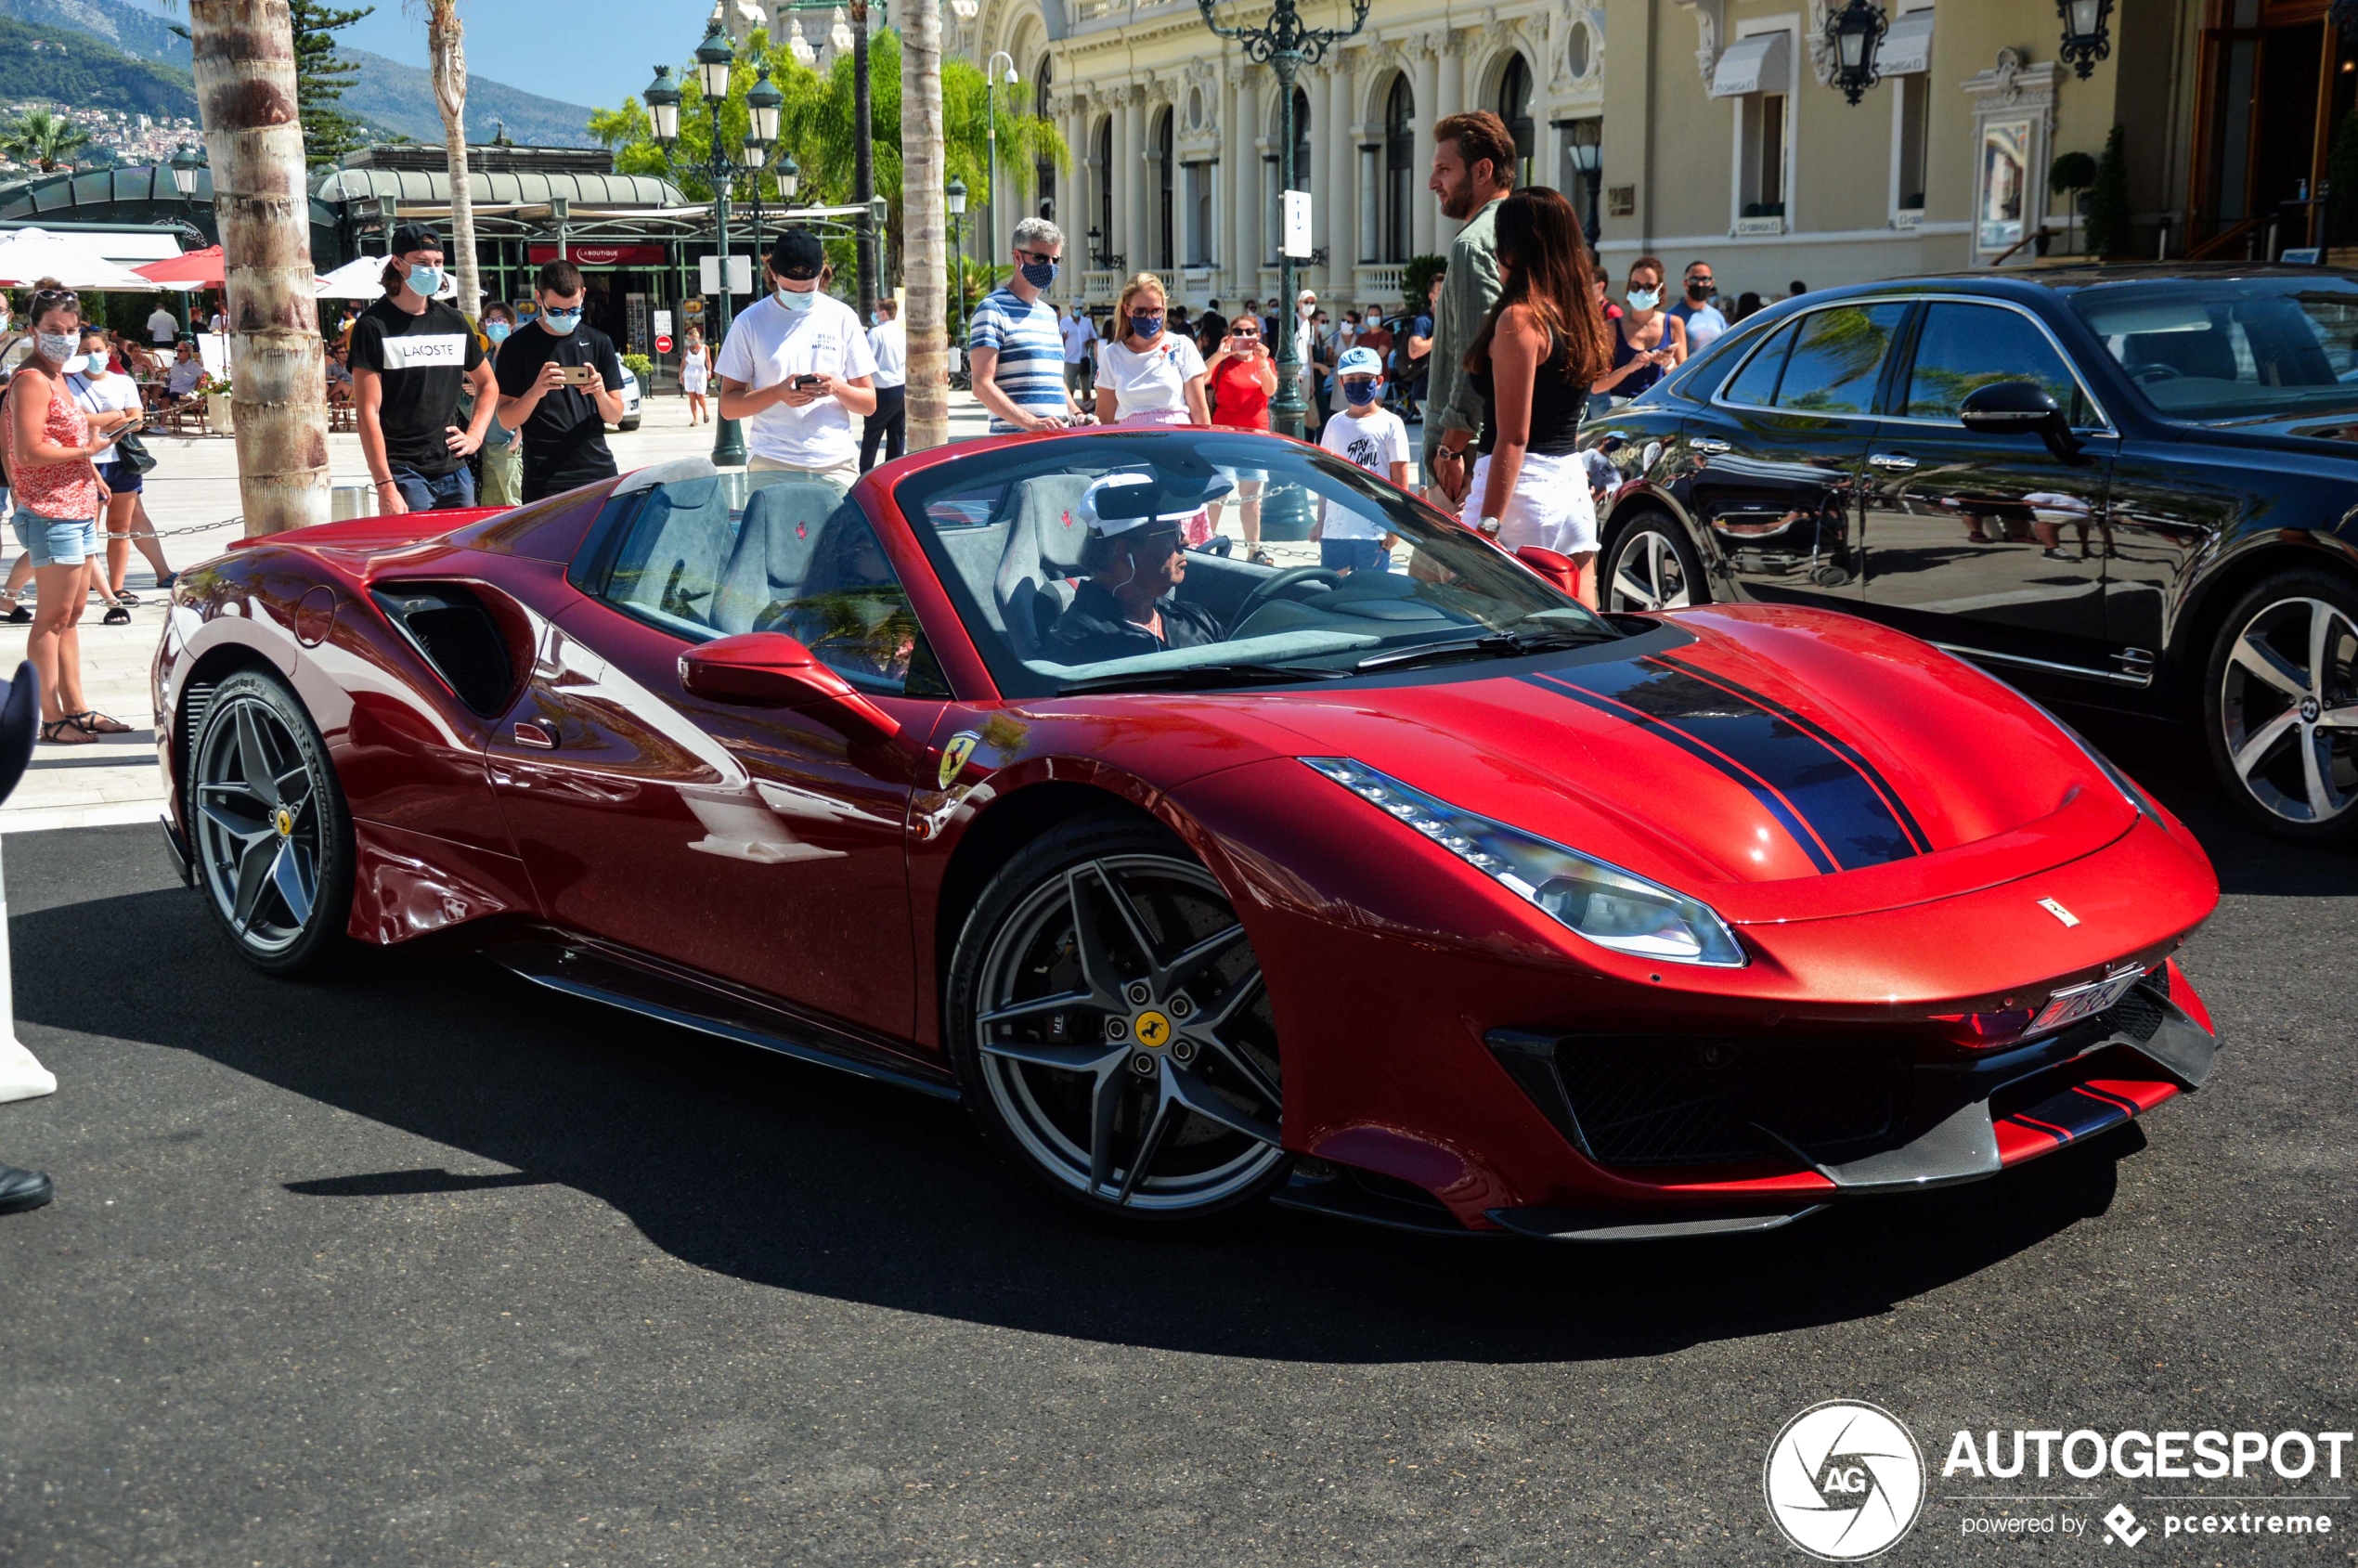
[
  {"xmin": 679, "ymin": 631, "xmax": 900, "ymax": 745},
  {"xmin": 1958, "ymin": 380, "xmax": 2089, "ymax": 464},
  {"xmin": 1515, "ymin": 545, "xmax": 1583, "ymax": 597}
]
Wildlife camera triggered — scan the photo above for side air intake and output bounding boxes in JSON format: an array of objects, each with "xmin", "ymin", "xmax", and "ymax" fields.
[{"xmin": 370, "ymin": 586, "xmax": 515, "ymax": 717}]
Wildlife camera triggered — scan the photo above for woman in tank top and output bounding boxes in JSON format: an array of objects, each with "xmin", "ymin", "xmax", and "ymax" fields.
[
  {"xmin": 1591, "ymin": 253, "xmax": 1686, "ymax": 408},
  {"xmin": 1461, "ymin": 187, "xmax": 1616, "ymax": 606}
]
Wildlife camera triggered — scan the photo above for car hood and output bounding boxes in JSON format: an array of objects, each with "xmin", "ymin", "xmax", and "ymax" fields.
[{"xmin": 1237, "ymin": 605, "xmax": 2144, "ymax": 924}]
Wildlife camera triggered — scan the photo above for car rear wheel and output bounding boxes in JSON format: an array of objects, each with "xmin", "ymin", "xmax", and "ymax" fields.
[
  {"xmin": 1603, "ymin": 512, "xmax": 1704, "ymax": 612},
  {"xmin": 188, "ymin": 669, "xmax": 355, "ymax": 973},
  {"xmin": 2203, "ymin": 569, "xmax": 2358, "ymax": 844},
  {"xmin": 946, "ymin": 815, "xmax": 1289, "ymax": 1225}
]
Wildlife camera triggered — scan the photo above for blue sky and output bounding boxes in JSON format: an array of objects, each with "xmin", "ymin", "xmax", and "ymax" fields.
[{"xmin": 339, "ymin": 0, "xmax": 688, "ymax": 116}]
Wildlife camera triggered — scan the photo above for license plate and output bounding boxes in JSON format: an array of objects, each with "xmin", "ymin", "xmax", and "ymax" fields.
[{"xmin": 2028, "ymin": 967, "xmax": 2145, "ymax": 1036}]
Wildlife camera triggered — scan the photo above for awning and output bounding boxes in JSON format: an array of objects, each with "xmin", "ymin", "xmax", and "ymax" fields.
[
  {"xmin": 1709, "ymin": 32, "xmax": 1793, "ymax": 97},
  {"xmin": 1882, "ymin": 8, "xmax": 1936, "ymax": 76},
  {"xmin": 135, "ymin": 245, "xmax": 224, "ymax": 287},
  {"xmin": 0, "ymin": 227, "xmax": 161, "ymax": 290},
  {"xmin": 89, "ymin": 230, "xmax": 184, "ymax": 266}
]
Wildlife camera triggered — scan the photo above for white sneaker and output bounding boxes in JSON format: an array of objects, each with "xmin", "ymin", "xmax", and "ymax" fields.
[{"xmin": 0, "ymin": 1035, "xmax": 57, "ymax": 1103}]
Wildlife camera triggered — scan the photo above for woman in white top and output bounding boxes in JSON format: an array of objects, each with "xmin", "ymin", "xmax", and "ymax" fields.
[
  {"xmin": 1095, "ymin": 274, "xmax": 1208, "ymax": 427},
  {"xmin": 678, "ymin": 325, "xmax": 711, "ymax": 425}
]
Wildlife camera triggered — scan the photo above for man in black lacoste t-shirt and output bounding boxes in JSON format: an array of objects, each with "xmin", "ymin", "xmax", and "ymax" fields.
[{"xmin": 347, "ymin": 223, "xmax": 498, "ymax": 513}]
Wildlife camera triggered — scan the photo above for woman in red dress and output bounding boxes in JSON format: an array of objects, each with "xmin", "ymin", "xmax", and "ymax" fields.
[{"xmin": 1201, "ymin": 316, "xmax": 1279, "ymax": 564}]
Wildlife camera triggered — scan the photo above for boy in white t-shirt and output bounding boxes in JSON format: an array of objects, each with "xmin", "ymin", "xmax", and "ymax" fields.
[{"xmin": 1313, "ymin": 346, "xmax": 1409, "ymax": 573}]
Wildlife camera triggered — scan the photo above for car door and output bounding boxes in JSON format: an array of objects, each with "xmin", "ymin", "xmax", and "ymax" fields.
[
  {"xmin": 1857, "ymin": 300, "xmax": 2120, "ymax": 677},
  {"xmin": 486, "ymin": 473, "xmax": 944, "ymax": 1039},
  {"xmin": 1680, "ymin": 301, "xmax": 1909, "ymax": 608}
]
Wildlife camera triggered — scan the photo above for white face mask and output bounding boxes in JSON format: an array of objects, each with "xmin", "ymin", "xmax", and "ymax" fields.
[{"xmin": 35, "ymin": 331, "xmax": 78, "ymax": 363}]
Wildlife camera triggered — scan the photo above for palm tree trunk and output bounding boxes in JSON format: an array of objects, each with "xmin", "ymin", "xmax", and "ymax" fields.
[
  {"xmin": 190, "ymin": 0, "xmax": 329, "ymax": 536},
  {"xmin": 900, "ymin": 0, "xmax": 947, "ymax": 450},
  {"xmin": 427, "ymin": 1, "xmax": 479, "ymax": 321}
]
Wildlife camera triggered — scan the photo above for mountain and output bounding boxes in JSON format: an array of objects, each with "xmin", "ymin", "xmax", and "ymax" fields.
[
  {"xmin": 333, "ymin": 49, "xmax": 594, "ymax": 149},
  {"xmin": 0, "ymin": 0, "xmax": 596, "ymax": 149},
  {"xmin": 0, "ymin": 14, "xmax": 193, "ymax": 118}
]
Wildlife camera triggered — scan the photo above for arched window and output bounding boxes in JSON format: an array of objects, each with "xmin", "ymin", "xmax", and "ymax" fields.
[
  {"xmin": 1498, "ymin": 54, "xmax": 1534, "ymax": 188},
  {"xmin": 1093, "ymin": 116, "xmax": 1113, "ymax": 265},
  {"xmin": 1290, "ymin": 85, "xmax": 1312, "ymax": 192},
  {"xmin": 1034, "ymin": 56, "xmax": 1056, "ymax": 220},
  {"xmin": 1154, "ymin": 108, "xmax": 1174, "ymax": 271},
  {"xmin": 1384, "ymin": 74, "xmax": 1414, "ymax": 263}
]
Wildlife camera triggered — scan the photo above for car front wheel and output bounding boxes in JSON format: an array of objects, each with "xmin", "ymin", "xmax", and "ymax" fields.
[
  {"xmin": 945, "ymin": 815, "xmax": 1289, "ymax": 1225},
  {"xmin": 2203, "ymin": 569, "xmax": 2358, "ymax": 843},
  {"xmin": 188, "ymin": 669, "xmax": 356, "ymax": 973},
  {"xmin": 1603, "ymin": 512, "xmax": 1704, "ymax": 612}
]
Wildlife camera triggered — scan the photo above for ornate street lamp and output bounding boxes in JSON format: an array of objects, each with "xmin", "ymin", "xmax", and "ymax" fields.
[
  {"xmin": 643, "ymin": 64, "xmax": 681, "ymax": 143},
  {"xmin": 2057, "ymin": 0, "xmax": 2112, "ymax": 80},
  {"xmin": 1825, "ymin": 0, "xmax": 1888, "ymax": 107},
  {"xmin": 743, "ymin": 64, "xmax": 784, "ymax": 254},
  {"xmin": 1566, "ymin": 124, "xmax": 1601, "ymax": 246},
  {"xmin": 1197, "ymin": 0, "xmax": 1370, "ymax": 443},
  {"xmin": 693, "ymin": 20, "xmax": 735, "ymax": 97},
  {"xmin": 947, "ymin": 175, "xmax": 968, "ymax": 347},
  {"xmin": 644, "ymin": 28, "xmax": 755, "ymax": 467},
  {"xmin": 170, "ymin": 141, "xmax": 206, "ymax": 198},
  {"xmin": 985, "ymin": 51, "xmax": 1017, "ymax": 276}
]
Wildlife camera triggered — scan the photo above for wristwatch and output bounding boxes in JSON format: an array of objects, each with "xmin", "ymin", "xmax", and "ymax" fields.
[{"xmin": 1478, "ymin": 516, "xmax": 1502, "ymax": 537}]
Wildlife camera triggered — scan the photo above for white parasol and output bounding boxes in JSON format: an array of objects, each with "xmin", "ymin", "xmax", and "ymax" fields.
[{"xmin": 0, "ymin": 227, "xmax": 164, "ymax": 291}]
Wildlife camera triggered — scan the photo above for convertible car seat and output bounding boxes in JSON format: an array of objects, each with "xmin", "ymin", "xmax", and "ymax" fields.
[
  {"xmin": 991, "ymin": 473, "xmax": 1095, "ymax": 660},
  {"xmin": 712, "ymin": 480, "xmax": 847, "ymax": 636},
  {"xmin": 606, "ymin": 475, "xmax": 735, "ymax": 629}
]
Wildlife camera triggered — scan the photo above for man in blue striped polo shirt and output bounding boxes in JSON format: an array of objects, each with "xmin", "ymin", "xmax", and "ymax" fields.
[{"xmin": 968, "ymin": 216, "xmax": 1081, "ymax": 434}]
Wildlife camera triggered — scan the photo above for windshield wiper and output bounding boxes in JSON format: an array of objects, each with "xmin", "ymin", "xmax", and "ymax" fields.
[
  {"xmin": 1354, "ymin": 626, "xmax": 1617, "ymax": 672},
  {"xmin": 1056, "ymin": 662, "xmax": 1350, "ymax": 695}
]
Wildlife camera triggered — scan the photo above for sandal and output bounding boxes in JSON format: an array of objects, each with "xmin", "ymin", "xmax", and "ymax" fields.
[
  {"xmin": 112, "ymin": 589, "xmax": 141, "ymax": 605},
  {"xmin": 68, "ymin": 709, "xmax": 130, "ymax": 734},
  {"xmin": 1249, "ymin": 548, "xmax": 1277, "ymax": 567},
  {"xmin": 103, "ymin": 604, "xmax": 131, "ymax": 626},
  {"xmin": 40, "ymin": 718, "xmax": 96, "ymax": 745}
]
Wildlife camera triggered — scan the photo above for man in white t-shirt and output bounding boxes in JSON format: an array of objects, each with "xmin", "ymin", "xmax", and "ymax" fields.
[
  {"xmin": 862, "ymin": 296, "xmax": 906, "ymax": 473},
  {"xmin": 715, "ymin": 228, "xmax": 879, "ymax": 489},
  {"xmin": 1313, "ymin": 347, "xmax": 1408, "ymax": 574},
  {"xmin": 1059, "ymin": 303, "xmax": 1097, "ymax": 403},
  {"xmin": 147, "ymin": 303, "xmax": 179, "ymax": 347}
]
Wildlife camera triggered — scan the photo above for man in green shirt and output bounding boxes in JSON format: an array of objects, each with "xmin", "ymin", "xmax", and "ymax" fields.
[{"xmin": 1421, "ymin": 110, "xmax": 1519, "ymax": 509}]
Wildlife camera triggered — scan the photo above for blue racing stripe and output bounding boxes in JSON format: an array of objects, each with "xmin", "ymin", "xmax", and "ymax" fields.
[{"xmin": 1530, "ymin": 659, "xmax": 1923, "ymax": 872}]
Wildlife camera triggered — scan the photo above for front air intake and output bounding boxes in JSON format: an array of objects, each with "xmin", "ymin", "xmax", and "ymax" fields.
[{"xmin": 371, "ymin": 586, "xmax": 515, "ymax": 717}]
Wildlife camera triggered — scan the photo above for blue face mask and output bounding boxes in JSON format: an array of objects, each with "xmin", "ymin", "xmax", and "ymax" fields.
[
  {"xmin": 1626, "ymin": 287, "xmax": 1662, "ymax": 311},
  {"xmin": 541, "ymin": 307, "xmax": 582, "ymax": 333},
  {"xmin": 1019, "ymin": 256, "xmax": 1058, "ymax": 289},
  {"xmin": 777, "ymin": 286, "xmax": 818, "ymax": 313},
  {"xmin": 406, "ymin": 263, "xmax": 444, "ymax": 297},
  {"xmin": 1129, "ymin": 313, "xmax": 1163, "ymax": 339},
  {"xmin": 485, "ymin": 320, "xmax": 512, "ymax": 343},
  {"xmin": 1341, "ymin": 378, "xmax": 1381, "ymax": 405}
]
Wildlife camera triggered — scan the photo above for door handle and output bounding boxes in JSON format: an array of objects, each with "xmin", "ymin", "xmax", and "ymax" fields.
[
  {"xmin": 1691, "ymin": 437, "xmax": 1732, "ymax": 455},
  {"xmin": 1868, "ymin": 452, "xmax": 1919, "ymax": 472},
  {"xmin": 512, "ymin": 719, "xmax": 558, "ymax": 750}
]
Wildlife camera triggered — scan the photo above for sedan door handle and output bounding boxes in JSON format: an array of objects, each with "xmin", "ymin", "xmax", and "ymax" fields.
[
  {"xmin": 1868, "ymin": 452, "xmax": 1919, "ymax": 472},
  {"xmin": 1691, "ymin": 437, "xmax": 1732, "ymax": 455}
]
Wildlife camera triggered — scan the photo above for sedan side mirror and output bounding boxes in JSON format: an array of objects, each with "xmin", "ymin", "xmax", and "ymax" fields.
[
  {"xmin": 679, "ymin": 631, "xmax": 900, "ymax": 745},
  {"xmin": 1958, "ymin": 381, "xmax": 2089, "ymax": 465}
]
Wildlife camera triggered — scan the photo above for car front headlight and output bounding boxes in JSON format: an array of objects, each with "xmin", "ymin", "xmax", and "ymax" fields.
[{"xmin": 1302, "ymin": 758, "xmax": 1747, "ymax": 968}]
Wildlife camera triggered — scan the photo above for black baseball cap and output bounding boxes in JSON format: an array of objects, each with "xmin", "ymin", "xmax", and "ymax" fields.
[
  {"xmin": 769, "ymin": 227, "xmax": 825, "ymax": 281},
  {"xmin": 390, "ymin": 222, "xmax": 444, "ymax": 256}
]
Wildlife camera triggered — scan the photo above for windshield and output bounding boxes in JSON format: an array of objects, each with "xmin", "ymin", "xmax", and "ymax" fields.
[
  {"xmin": 2068, "ymin": 277, "xmax": 2358, "ymax": 422},
  {"xmin": 889, "ymin": 431, "xmax": 1612, "ymax": 698}
]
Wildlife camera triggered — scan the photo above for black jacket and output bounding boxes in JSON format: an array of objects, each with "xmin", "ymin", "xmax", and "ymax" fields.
[{"xmin": 1046, "ymin": 578, "xmax": 1224, "ymax": 665}]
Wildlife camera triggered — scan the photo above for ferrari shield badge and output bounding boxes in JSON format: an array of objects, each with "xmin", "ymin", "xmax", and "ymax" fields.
[{"xmin": 939, "ymin": 732, "xmax": 981, "ymax": 791}]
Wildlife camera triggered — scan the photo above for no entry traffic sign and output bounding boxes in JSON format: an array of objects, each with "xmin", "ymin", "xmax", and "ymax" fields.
[{"xmin": 654, "ymin": 333, "xmax": 674, "ymax": 355}]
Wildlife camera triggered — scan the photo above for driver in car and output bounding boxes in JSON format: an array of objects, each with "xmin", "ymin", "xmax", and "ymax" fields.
[{"xmin": 1047, "ymin": 470, "xmax": 1229, "ymax": 664}]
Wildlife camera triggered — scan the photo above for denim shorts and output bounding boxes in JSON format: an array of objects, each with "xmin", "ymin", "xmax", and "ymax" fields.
[{"xmin": 13, "ymin": 509, "xmax": 99, "ymax": 567}]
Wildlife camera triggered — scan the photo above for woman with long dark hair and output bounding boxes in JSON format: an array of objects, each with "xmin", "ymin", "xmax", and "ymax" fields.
[{"xmin": 1461, "ymin": 186, "xmax": 1613, "ymax": 604}]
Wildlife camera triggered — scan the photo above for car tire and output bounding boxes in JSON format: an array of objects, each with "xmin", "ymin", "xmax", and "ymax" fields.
[
  {"xmin": 1602, "ymin": 510, "xmax": 1706, "ymax": 613},
  {"xmin": 944, "ymin": 812, "xmax": 1289, "ymax": 1226},
  {"xmin": 617, "ymin": 418, "xmax": 641, "ymax": 433},
  {"xmin": 2202, "ymin": 567, "xmax": 2358, "ymax": 845},
  {"xmin": 187, "ymin": 669, "xmax": 356, "ymax": 974}
]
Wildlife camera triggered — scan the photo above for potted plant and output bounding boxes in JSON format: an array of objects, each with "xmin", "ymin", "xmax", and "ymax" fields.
[{"xmin": 197, "ymin": 370, "xmax": 234, "ymax": 433}]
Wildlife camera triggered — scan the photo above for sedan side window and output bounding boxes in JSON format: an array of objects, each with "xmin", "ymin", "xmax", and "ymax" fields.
[
  {"xmin": 1720, "ymin": 317, "xmax": 1800, "ymax": 408},
  {"xmin": 1770, "ymin": 304, "xmax": 1910, "ymax": 415},
  {"xmin": 1905, "ymin": 304, "xmax": 2092, "ymax": 425}
]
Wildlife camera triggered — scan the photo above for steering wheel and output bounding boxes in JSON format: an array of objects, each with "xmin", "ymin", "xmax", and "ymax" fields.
[
  {"xmin": 1226, "ymin": 565, "xmax": 1344, "ymax": 637},
  {"xmin": 2130, "ymin": 361, "xmax": 2183, "ymax": 383}
]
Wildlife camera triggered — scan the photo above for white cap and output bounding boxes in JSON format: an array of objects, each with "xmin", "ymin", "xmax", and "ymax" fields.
[{"xmin": 1079, "ymin": 468, "xmax": 1231, "ymax": 537}]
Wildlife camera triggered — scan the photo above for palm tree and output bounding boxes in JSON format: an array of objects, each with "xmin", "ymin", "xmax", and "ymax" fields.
[
  {"xmin": 175, "ymin": 0, "xmax": 331, "ymax": 536},
  {"xmin": 0, "ymin": 110, "xmax": 90, "ymax": 173},
  {"xmin": 421, "ymin": 0, "xmax": 481, "ymax": 322},
  {"xmin": 901, "ymin": 0, "xmax": 947, "ymax": 448}
]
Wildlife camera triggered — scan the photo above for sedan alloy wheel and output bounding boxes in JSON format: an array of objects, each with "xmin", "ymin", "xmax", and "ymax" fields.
[
  {"xmin": 2216, "ymin": 591, "xmax": 2358, "ymax": 830},
  {"xmin": 1605, "ymin": 516, "xmax": 1701, "ymax": 613}
]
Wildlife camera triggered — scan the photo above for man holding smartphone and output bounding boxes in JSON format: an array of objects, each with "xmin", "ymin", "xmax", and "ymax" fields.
[
  {"xmin": 716, "ymin": 227, "xmax": 877, "ymax": 489},
  {"xmin": 494, "ymin": 258, "xmax": 626, "ymax": 502}
]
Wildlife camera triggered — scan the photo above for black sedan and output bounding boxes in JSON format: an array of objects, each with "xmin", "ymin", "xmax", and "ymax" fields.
[{"xmin": 1584, "ymin": 265, "xmax": 2358, "ymax": 844}]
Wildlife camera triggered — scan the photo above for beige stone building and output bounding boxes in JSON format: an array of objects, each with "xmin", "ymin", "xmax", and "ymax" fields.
[{"xmin": 941, "ymin": 0, "xmax": 2346, "ymax": 315}]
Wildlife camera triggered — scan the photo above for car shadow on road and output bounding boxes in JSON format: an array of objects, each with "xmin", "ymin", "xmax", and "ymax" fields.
[{"xmin": 19, "ymin": 882, "xmax": 2145, "ymax": 1367}]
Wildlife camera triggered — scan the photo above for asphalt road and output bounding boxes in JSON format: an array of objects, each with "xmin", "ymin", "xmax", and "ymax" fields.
[{"xmin": 0, "ymin": 708, "xmax": 2351, "ymax": 1567}]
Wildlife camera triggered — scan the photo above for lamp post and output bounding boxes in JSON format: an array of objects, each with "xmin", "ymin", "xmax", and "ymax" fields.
[
  {"xmin": 1567, "ymin": 124, "xmax": 1601, "ymax": 247},
  {"xmin": 985, "ymin": 50, "xmax": 1017, "ymax": 269},
  {"xmin": 947, "ymin": 175, "xmax": 968, "ymax": 345},
  {"xmin": 1197, "ymin": 0, "xmax": 1369, "ymax": 443},
  {"xmin": 2056, "ymin": 0, "xmax": 2113, "ymax": 80},
  {"xmin": 644, "ymin": 22, "xmax": 762, "ymax": 467},
  {"xmin": 740, "ymin": 64, "xmax": 784, "ymax": 256},
  {"xmin": 1824, "ymin": 0, "xmax": 1888, "ymax": 106},
  {"xmin": 170, "ymin": 142, "xmax": 208, "ymax": 334}
]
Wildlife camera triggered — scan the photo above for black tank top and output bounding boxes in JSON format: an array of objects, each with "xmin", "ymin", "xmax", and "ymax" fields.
[{"xmin": 1472, "ymin": 327, "xmax": 1585, "ymax": 458}]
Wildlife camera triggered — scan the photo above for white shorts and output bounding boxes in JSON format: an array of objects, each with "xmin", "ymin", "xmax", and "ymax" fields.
[{"xmin": 1459, "ymin": 449, "xmax": 1600, "ymax": 556}]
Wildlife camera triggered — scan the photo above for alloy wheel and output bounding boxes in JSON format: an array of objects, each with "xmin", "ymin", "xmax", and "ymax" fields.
[
  {"xmin": 972, "ymin": 853, "xmax": 1284, "ymax": 1212},
  {"xmin": 2219, "ymin": 595, "xmax": 2358, "ymax": 825},
  {"xmin": 193, "ymin": 693, "xmax": 325, "ymax": 956},
  {"xmin": 1609, "ymin": 527, "xmax": 1693, "ymax": 612}
]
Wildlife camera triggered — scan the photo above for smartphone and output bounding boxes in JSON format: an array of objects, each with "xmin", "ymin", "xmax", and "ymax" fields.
[
  {"xmin": 557, "ymin": 364, "xmax": 602, "ymax": 388},
  {"xmin": 791, "ymin": 373, "xmax": 823, "ymax": 391}
]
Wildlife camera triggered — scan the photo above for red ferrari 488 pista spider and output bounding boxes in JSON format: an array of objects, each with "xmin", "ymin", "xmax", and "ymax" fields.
[{"xmin": 153, "ymin": 429, "xmax": 2221, "ymax": 1238}]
